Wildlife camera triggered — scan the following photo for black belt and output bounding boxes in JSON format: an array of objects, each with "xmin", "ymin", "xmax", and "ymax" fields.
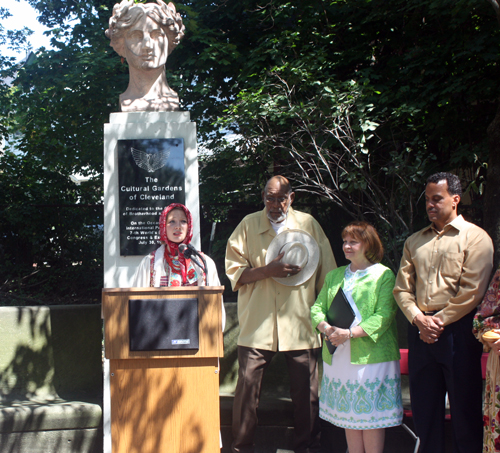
[{"xmin": 424, "ymin": 310, "xmax": 439, "ymax": 315}]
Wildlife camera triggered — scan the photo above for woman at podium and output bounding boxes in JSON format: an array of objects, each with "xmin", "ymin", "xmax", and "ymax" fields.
[
  {"xmin": 133, "ymin": 203, "xmax": 220, "ymax": 288},
  {"xmin": 116, "ymin": 202, "xmax": 225, "ymax": 450}
]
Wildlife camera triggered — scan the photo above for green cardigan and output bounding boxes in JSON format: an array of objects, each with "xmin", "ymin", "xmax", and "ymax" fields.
[{"xmin": 310, "ymin": 263, "xmax": 400, "ymax": 366}]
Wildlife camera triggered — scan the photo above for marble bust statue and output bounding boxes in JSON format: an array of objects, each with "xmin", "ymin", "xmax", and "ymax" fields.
[{"xmin": 105, "ymin": 0, "xmax": 185, "ymax": 112}]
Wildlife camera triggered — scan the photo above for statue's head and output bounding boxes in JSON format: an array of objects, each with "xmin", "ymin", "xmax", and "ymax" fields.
[{"xmin": 105, "ymin": 0, "xmax": 185, "ymax": 71}]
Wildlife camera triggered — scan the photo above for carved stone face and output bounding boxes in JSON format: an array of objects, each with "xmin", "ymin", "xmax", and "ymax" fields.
[{"xmin": 124, "ymin": 15, "xmax": 168, "ymax": 71}]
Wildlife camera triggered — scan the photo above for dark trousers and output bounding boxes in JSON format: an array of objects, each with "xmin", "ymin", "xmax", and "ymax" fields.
[
  {"xmin": 231, "ymin": 346, "xmax": 321, "ymax": 453},
  {"xmin": 408, "ymin": 311, "xmax": 483, "ymax": 453}
]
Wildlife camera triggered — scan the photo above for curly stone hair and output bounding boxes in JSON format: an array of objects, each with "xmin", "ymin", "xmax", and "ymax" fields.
[{"xmin": 105, "ymin": 0, "xmax": 185, "ymax": 58}]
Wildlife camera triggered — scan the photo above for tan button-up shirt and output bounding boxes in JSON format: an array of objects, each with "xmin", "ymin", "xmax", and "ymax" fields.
[
  {"xmin": 394, "ymin": 215, "xmax": 493, "ymax": 326},
  {"xmin": 225, "ymin": 207, "xmax": 337, "ymax": 351}
]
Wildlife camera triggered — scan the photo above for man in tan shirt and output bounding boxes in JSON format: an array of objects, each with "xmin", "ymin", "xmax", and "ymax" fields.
[
  {"xmin": 394, "ymin": 172, "xmax": 493, "ymax": 453},
  {"xmin": 226, "ymin": 175, "xmax": 336, "ymax": 453}
]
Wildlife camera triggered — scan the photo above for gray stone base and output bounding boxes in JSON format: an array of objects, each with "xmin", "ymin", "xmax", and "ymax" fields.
[
  {"xmin": 0, "ymin": 399, "xmax": 102, "ymax": 432},
  {"xmin": 0, "ymin": 427, "xmax": 103, "ymax": 453}
]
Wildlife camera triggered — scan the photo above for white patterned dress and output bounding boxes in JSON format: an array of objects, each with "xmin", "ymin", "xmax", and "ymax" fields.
[{"xmin": 319, "ymin": 264, "xmax": 403, "ymax": 430}]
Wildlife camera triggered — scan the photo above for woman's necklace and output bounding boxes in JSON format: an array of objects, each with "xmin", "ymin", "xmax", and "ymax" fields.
[{"xmin": 165, "ymin": 255, "xmax": 181, "ymax": 273}]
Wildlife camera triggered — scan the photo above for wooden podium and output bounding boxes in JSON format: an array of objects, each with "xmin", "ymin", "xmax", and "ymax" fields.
[{"xmin": 102, "ymin": 286, "xmax": 224, "ymax": 453}]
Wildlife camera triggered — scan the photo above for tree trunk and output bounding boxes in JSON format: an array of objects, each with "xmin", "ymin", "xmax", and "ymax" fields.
[{"xmin": 484, "ymin": 100, "xmax": 500, "ymax": 269}]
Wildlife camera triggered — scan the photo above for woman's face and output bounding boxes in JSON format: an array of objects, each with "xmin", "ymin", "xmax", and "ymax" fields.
[
  {"xmin": 342, "ymin": 234, "xmax": 366, "ymax": 265},
  {"xmin": 124, "ymin": 15, "xmax": 168, "ymax": 71},
  {"xmin": 165, "ymin": 209, "xmax": 188, "ymax": 243}
]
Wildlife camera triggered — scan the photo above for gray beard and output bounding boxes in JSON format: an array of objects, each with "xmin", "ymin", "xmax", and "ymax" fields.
[{"xmin": 267, "ymin": 210, "xmax": 287, "ymax": 224}]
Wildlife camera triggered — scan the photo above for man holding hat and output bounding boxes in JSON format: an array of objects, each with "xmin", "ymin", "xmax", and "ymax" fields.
[{"xmin": 226, "ymin": 175, "xmax": 337, "ymax": 453}]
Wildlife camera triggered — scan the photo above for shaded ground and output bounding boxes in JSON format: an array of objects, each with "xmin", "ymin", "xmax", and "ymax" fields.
[{"xmin": 0, "ymin": 290, "xmax": 99, "ymax": 306}]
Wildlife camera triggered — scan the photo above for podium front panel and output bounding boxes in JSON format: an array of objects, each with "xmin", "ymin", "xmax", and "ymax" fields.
[
  {"xmin": 102, "ymin": 286, "xmax": 223, "ymax": 360},
  {"xmin": 110, "ymin": 357, "xmax": 220, "ymax": 453}
]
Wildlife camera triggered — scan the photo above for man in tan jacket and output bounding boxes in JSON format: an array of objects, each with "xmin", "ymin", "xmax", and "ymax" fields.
[{"xmin": 226, "ymin": 175, "xmax": 336, "ymax": 453}]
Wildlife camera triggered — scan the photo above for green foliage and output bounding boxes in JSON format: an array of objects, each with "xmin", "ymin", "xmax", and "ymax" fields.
[
  {"xmin": 191, "ymin": 0, "xmax": 500, "ymax": 269},
  {"xmin": 0, "ymin": 151, "xmax": 103, "ymax": 303},
  {"xmin": 216, "ymin": 63, "xmax": 437, "ymax": 268},
  {"xmin": 0, "ymin": 0, "xmax": 118, "ymax": 303},
  {"xmin": 0, "ymin": 0, "xmax": 499, "ymax": 299}
]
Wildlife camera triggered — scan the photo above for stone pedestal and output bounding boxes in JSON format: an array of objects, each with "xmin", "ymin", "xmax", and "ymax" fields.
[
  {"xmin": 103, "ymin": 111, "xmax": 200, "ymax": 288},
  {"xmin": 103, "ymin": 111, "xmax": 200, "ymax": 453}
]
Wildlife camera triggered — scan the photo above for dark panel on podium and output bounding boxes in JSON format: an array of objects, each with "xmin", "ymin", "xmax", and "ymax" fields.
[{"xmin": 128, "ymin": 298, "xmax": 199, "ymax": 351}]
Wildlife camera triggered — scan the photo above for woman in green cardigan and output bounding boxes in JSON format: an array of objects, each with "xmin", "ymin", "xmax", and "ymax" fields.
[{"xmin": 311, "ymin": 221, "xmax": 402, "ymax": 453}]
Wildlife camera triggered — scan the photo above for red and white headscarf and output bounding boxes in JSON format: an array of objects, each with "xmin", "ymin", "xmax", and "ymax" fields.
[{"xmin": 158, "ymin": 203, "xmax": 193, "ymax": 284}]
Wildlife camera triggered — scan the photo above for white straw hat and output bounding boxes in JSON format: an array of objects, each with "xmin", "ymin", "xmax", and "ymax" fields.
[{"xmin": 265, "ymin": 229, "xmax": 320, "ymax": 286}]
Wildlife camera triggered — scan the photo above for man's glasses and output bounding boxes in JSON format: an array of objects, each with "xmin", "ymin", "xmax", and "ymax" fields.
[{"xmin": 264, "ymin": 196, "xmax": 289, "ymax": 205}]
